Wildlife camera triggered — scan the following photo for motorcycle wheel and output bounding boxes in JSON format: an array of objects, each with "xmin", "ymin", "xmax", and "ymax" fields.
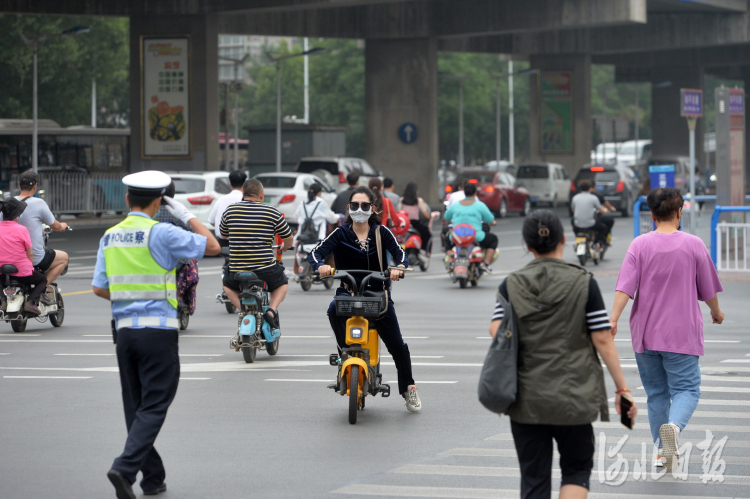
[
  {"xmin": 578, "ymin": 255, "xmax": 587, "ymax": 266},
  {"xmin": 300, "ymin": 278, "xmax": 312, "ymax": 291},
  {"xmin": 49, "ymin": 292, "xmax": 64, "ymax": 327},
  {"xmin": 593, "ymin": 257, "xmax": 600, "ymax": 266},
  {"xmin": 323, "ymin": 277, "xmax": 334, "ymax": 289},
  {"xmin": 349, "ymin": 367, "xmax": 359, "ymax": 425},
  {"xmin": 266, "ymin": 337, "xmax": 280, "ymax": 356},
  {"xmin": 459, "ymin": 278, "xmax": 468, "ymax": 289},
  {"xmin": 178, "ymin": 309, "xmax": 189, "ymax": 330},
  {"xmin": 497, "ymin": 198, "xmax": 507, "ymax": 219},
  {"xmin": 225, "ymin": 302, "xmax": 237, "ymax": 314},
  {"xmin": 11, "ymin": 313, "xmax": 27, "ymax": 333},
  {"xmin": 241, "ymin": 335, "xmax": 257, "ymax": 363},
  {"xmin": 471, "ymin": 279, "xmax": 478, "ymax": 287}
]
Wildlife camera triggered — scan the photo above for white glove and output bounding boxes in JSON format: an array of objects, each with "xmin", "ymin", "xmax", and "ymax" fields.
[{"xmin": 162, "ymin": 196, "xmax": 196, "ymax": 224}]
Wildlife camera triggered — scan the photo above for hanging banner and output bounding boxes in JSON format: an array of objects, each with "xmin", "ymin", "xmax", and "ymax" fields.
[
  {"xmin": 540, "ymin": 71, "xmax": 573, "ymax": 153},
  {"xmin": 141, "ymin": 36, "xmax": 191, "ymax": 158}
]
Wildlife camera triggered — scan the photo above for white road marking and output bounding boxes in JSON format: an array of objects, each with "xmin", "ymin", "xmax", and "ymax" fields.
[
  {"xmin": 0, "ymin": 353, "xmax": 10, "ymax": 355},
  {"xmin": 4, "ymin": 376, "xmax": 91, "ymax": 379},
  {"xmin": 82, "ymin": 335, "xmax": 111, "ymax": 337},
  {"xmin": 706, "ymin": 340, "xmax": 741, "ymax": 343},
  {"xmin": 0, "ymin": 334, "xmax": 40, "ymax": 336},
  {"xmin": 638, "ymin": 385, "xmax": 750, "ymax": 393},
  {"xmin": 179, "ymin": 354, "xmax": 223, "ymax": 357},
  {"xmin": 0, "ymin": 340, "xmax": 111, "ymax": 343},
  {"xmin": 67, "ymin": 255, "xmax": 97, "ymax": 260},
  {"xmin": 402, "ymin": 336, "xmax": 429, "ymax": 339},
  {"xmin": 387, "ymin": 380, "xmax": 457, "ymax": 384},
  {"xmin": 382, "ymin": 362, "xmax": 481, "ymax": 367},
  {"xmin": 702, "ymin": 375, "xmax": 750, "ymax": 382},
  {"xmin": 722, "ymin": 359, "xmax": 750, "ymax": 363},
  {"xmin": 609, "ymin": 397, "xmax": 750, "ymax": 406},
  {"xmin": 265, "ymin": 379, "xmax": 331, "ymax": 382},
  {"xmin": 179, "ymin": 377, "xmax": 211, "ymax": 380},
  {"xmin": 487, "ymin": 432, "xmax": 750, "ymax": 448},
  {"xmin": 54, "ymin": 353, "xmax": 113, "ymax": 356}
]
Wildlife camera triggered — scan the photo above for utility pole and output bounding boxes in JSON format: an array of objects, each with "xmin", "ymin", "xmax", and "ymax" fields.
[
  {"xmin": 303, "ymin": 38, "xmax": 310, "ymax": 124},
  {"xmin": 91, "ymin": 79, "xmax": 96, "ymax": 128},
  {"xmin": 508, "ymin": 60, "xmax": 515, "ymax": 165}
]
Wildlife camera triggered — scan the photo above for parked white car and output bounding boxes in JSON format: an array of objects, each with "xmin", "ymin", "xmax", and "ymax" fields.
[
  {"xmin": 168, "ymin": 171, "xmax": 231, "ymax": 225},
  {"xmin": 515, "ymin": 163, "xmax": 571, "ymax": 207},
  {"xmin": 253, "ymin": 172, "xmax": 337, "ymax": 224},
  {"xmin": 295, "ymin": 157, "xmax": 381, "ymax": 193}
]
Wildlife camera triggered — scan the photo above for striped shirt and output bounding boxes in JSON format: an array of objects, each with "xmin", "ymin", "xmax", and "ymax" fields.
[
  {"xmin": 219, "ymin": 200, "xmax": 292, "ymax": 271},
  {"xmin": 492, "ymin": 278, "xmax": 611, "ymax": 333}
]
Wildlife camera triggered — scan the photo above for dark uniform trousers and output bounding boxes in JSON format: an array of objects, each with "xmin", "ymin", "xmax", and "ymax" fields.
[
  {"xmin": 327, "ymin": 298, "xmax": 414, "ymax": 395},
  {"xmin": 113, "ymin": 327, "xmax": 179, "ymax": 491}
]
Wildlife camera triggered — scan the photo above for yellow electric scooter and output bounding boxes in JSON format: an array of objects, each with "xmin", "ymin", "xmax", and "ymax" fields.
[{"xmin": 317, "ymin": 268, "xmax": 411, "ymax": 424}]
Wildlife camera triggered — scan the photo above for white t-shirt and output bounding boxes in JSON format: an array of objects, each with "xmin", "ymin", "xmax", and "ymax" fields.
[
  {"xmin": 293, "ymin": 197, "xmax": 339, "ymax": 242},
  {"xmin": 208, "ymin": 189, "xmax": 244, "ymax": 237},
  {"xmin": 446, "ymin": 190, "xmax": 466, "ymax": 208},
  {"xmin": 15, "ymin": 196, "xmax": 55, "ymax": 265}
]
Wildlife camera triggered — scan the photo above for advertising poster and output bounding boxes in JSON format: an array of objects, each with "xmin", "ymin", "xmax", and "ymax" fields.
[
  {"xmin": 540, "ymin": 71, "xmax": 573, "ymax": 153},
  {"xmin": 141, "ymin": 37, "xmax": 190, "ymax": 158}
]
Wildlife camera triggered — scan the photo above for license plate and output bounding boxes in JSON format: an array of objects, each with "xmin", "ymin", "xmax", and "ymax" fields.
[
  {"xmin": 575, "ymin": 237, "xmax": 587, "ymax": 244},
  {"xmin": 596, "ymin": 185, "xmax": 604, "ymax": 191},
  {"xmin": 530, "ymin": 196, "xmax": 538, "ymax": 203}
]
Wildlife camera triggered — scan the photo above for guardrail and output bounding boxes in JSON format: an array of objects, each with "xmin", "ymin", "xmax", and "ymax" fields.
[
  {"xmin": 633, "ymin": 194, "xmax": 750, "ymax": 238},
  {"xmin": 710, "ymin": 205, "xmax": 750, "ymax": 269},
  {"xmin": 10, "ymin": 171, "xmax": 128, "ymax": 216}
]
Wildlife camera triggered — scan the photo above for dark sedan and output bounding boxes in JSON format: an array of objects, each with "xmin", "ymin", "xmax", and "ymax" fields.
[{"xmin": 571, "ymin": 164, "xmax": 641, "ymax": 217}]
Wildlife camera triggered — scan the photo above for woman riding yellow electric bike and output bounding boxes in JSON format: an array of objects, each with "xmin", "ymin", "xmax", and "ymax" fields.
[{"xmin": 310, "ymin": 186, "xmax": 422, "ymax": 421}]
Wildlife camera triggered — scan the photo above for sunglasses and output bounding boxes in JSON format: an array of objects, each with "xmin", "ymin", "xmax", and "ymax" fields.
[{"xmin": 349, "ymin": 202, "xmax": 372, "ymax": 211}]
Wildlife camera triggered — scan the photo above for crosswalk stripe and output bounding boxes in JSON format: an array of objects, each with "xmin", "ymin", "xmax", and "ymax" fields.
[
  {"xmin": 594, "ymin": 422, "xmax": 750, "ymax": 432},
  {"xmin": 391, "ymin": 464, "xmax": 750, "ymax": 485},
  {"xmin": 485, "ymin": 433, "xmax": 750, "ymax": 447},
  {"xmin": 332, "ymin": 484, "xmax": 737, "ymax": 499},
  {"xmin": 438, "ymin": 448, "xmax": 750, "ymax": 464},
  {"xmin": 608, "ymin": 397, "xmax": 750, "ymax": 406}
]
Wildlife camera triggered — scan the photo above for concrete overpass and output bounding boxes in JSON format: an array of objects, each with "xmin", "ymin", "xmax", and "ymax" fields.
[{"xmin": 2, "ymin": 0, "xmax": 748, "ymax": 200}]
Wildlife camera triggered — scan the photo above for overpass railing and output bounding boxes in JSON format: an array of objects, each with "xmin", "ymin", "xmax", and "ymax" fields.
[
  {"xmin": 10, "ymin": 171, "xmax": 128, "ymax": 216},
  {"xmin": 711, "ymin": 205, "xmax": 750, "ymax": 270}
]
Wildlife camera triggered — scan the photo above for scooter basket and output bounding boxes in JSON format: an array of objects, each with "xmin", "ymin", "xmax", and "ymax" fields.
[{"xmin": 334, "ymin": 296, "xmax": 384, "ymax": 318}]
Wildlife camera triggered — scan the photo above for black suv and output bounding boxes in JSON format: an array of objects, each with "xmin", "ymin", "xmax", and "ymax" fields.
[{"xmin": 571, "ymin": 164, "xmax": 642, "ymax": 218}]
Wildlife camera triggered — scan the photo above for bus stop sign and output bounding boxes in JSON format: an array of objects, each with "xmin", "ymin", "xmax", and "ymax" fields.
[
  {"xmin": 681, "ymin": 88, "xmax": 703, "ymax": 117},
  {"xmin": 649, "ymin": 164, "xmax": 675, "ymax": 189}
]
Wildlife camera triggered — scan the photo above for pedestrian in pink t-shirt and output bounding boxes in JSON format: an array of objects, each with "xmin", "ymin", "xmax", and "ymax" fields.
[
  {"xmin": 0, "ymin": 198, "xmax": 48, "ymax": 315},
  {"xmin": 611, "ymin": 187, "xmax": 724, "ymax": 472}
]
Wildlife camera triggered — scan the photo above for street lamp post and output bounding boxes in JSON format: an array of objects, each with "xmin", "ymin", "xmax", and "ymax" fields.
[
  {"xmin": 219, "ymin": 54, "xmax": 249, "ymax": 171},
  {"xmin": 21, "ymin": 26, "xmax": 90, "ymax": 174},
  {"xmin": 440, "ymin": 73, "xmax": 469, "ymax": 167},
  {"xmin": 267, "ymin": 47, "xmax": 325, "ymax": 172},
  {"xmin": 488, "ymin": 72, "xmax": 504, "ymax": 163}
]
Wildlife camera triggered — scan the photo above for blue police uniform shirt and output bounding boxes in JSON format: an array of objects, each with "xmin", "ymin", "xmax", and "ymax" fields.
[{"xmin": 91, "ymin": 211, "xmax": 208, "ymax": 329}]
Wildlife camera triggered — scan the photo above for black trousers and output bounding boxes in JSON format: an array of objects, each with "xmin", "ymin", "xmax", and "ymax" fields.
[
  {"xmin": 510, "ymin": 420, "xmax": 595, "ymax": 499},
  {"xmin": 13, "ymin": 271, "xmax": 47, "ymax": 305},
  {"xmin": 479, "ymin": 232, "xmax": 498, "ymax": 250},
  {"xmin": 410, "ymin": 220, "xmax": 431, "ymax": 251},
  {"xmin": 327, "ymin": 297, "xmax": 414, "ymax": 395},
  {"xmin": 113, "ymin": 327, "xmax": 180, "ymax": 491},
  {"xmin": 573, "ymin": 221, "xmax": 609, "ymax": 245}
]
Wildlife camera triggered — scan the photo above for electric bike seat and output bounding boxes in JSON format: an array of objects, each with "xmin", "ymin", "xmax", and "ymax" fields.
[
  {"xmin": 235, "ymin": 271, "xmax": 266, "ymax": 288},
  {"xmin": 0, "ymin": 264, "xmax": 19, "ymax": 275}
]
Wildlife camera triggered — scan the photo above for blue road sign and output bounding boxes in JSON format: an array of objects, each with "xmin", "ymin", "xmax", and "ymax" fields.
[
  {"xmin": 649, "ymin": 164, "xmax": 675, "ymax": 189},
  {"xmin": 681, "ymin": 88, "xmax": 703, "ymax": 117},
  {"xmin": 398, "ymin": 123, "xmax": 418, "ymax": 144}
]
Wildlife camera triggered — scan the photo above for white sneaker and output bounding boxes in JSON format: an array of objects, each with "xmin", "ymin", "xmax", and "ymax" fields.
[
  {"xmin": 659, "ymin": 424, "xmax": 679, "ymax": 472},
  {"xmin": 404, "ymin": 385, "xmax": 422, "ymax": 413},
  {"xmin": 654, "ymin": 448, "xmax": 663, "ymax": 468}
]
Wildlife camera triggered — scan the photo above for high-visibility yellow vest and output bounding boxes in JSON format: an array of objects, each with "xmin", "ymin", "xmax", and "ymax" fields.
[{"xmin": 103, "ymin": 216, "xmax": 178, "ymax": 308}]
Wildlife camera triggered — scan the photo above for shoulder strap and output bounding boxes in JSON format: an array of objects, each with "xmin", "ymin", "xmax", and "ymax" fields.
[
  {"xmin": 302, "ymin": 202, "xmax": 309, "ymax": 218},
  {"xmin": 375, "ymin": 225, "xmax": 384, "ymax": 272},
  {"xmin": 309, "ymin": 201, "xmax": 319, "ymax": 217},
  {"xmin": 20, "ymin": 196, "xmax": 32, "ymax": 202}
]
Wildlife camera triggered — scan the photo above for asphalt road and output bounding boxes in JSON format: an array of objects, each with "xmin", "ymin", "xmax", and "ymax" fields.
[{"xmin": 1, "ymin": 208, "xmax": 749, "ymax": 499}]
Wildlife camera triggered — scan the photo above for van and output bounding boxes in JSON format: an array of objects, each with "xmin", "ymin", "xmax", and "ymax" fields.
[
  {"xmin": 295, "ymin": 157, "xmax": 380, "ymax": 193},
  {"xmin": 515, "ymin": 163, "xmax": 571, "ymax": 207}
]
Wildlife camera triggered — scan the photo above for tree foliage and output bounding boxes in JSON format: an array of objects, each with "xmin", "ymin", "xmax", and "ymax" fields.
[{"xmin": 0, "ymin": 14, "xmax": 129, "ymax": 127}]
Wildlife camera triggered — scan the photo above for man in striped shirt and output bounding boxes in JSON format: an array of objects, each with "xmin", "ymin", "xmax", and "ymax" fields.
[{"xmin": 220, "ymin": 179, "xmax": 294, "ymax": 328}]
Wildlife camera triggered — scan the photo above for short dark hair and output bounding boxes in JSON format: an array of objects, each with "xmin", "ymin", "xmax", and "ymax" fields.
[
  {"xmin": 243, "ymin": 178, "xmax": 264, "ymax": 198},
  {"xmin": 463, "ymin": 183, "xmax": 477, "ymax": 197},
  {"xmin": 578, "ymin": 179, "xmax": 592, "ymax": 192},
  {"xmin": 346, "ymin": 170, "xmax": 360, "ymax": 187},
  {"xmin": 229, "ymin": 170, "xmax": 247, "ymax": 188},
  {"xmin": 19, "ymin": 170, "xmax": 38, "ymax": 190},
  {"xmin": 383, "ymin": 177, "xmax": 394, "ymax": 189},
  {"xmin": 163, "ymin": 181, "xmax": 176, "ymax": 199},
  {"xmin": 128, "ymin": 193, "xmax": 161, "ymax": 210},
  {"xmin": 647, "ymin": 187, "xmax": 683, "ymax": 222},
  {"xmin": 522, "ymin": 209, "xmax": 564, "ymax": 255},
  {"xmin": 345, "ymin": 186, "xmax": 381, "ymax": 225}
]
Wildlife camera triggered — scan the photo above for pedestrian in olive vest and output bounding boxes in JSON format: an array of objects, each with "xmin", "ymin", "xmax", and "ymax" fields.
[
  {"xmin": 489, "ymin": 210, "xmax": 636, "ymax": 499},
  {"xmin": 92, "ymin": 171, "xmax": 220, "ymax": 499}
]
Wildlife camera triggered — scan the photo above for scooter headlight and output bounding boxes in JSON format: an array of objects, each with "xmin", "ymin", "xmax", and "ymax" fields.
[{"xmin": 350, "ymin": 328, "xmax": 363, "ymax": 339}]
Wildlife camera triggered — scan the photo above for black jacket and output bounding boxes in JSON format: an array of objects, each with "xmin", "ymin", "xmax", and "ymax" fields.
[
  {"xmin": 309, "ymin": 223, "xmax": 408, "ymax": 294},
  {"xmin": 330, "ymin": 187, "xmax": 355, "ymax": 215}
]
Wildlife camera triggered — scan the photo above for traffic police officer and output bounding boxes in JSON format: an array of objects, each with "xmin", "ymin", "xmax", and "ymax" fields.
[{"xmin": 92, "ymin": 171, "xmax": 220, "ymax": 499}]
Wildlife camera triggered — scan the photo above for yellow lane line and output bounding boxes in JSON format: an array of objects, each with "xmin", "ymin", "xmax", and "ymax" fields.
[{"xmin": 61, "ymin": 290, "xmax": 94, "ymax": 297}]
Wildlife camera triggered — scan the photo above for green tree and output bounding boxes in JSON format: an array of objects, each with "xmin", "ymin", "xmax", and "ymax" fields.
[{"xmin": 0, "ymin": 14, "xmax": 129, "ymax": 127}]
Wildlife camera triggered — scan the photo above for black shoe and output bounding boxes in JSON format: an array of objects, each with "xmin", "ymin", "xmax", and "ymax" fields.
[
  {"xmin": 107, "ymin": 469, "xmax": 136, "ymax": 499},
  {"xmin": 263, "ymin": 308, "xmax": 280, "ymax": 330},
  {"xmin": 143, "ymin": 483, "xmax": 167, "ymax": 495}
]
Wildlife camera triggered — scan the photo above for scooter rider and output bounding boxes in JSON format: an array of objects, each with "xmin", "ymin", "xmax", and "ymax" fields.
[
  {"xmin": 310, "ymin": 186, "xmax": 422, "ymax": 413},
  {"xmin": 92, "ymin": 171, "xmax": 220, "ymax": 499},
  {"xmin": 443, "ymin": 183, "xmax": 498, "ymax": 275},
  {"xmin": 12, "ymin": 170, "xmax": 69, "ymax": 293},
  {"xmin": 0, "ymin": 198, "xmax": 48, "ymax": 315},
  {"xmin": 571, "ymin": 180, "xmax": 611, "ymax": 246}
]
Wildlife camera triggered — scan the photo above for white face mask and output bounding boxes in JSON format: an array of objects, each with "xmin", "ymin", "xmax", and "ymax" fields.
[{"xmin": 350, "ymin": 208, "xmax": 372, "ymax": 223}]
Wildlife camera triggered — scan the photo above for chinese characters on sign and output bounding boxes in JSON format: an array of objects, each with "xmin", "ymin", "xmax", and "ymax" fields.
[
  {"xmin": 680, "ymin": 88, "xmax": 703, "ymax": 117},
  {"xmin": 540, "ymin": 71, "xmax": 573, "ymax": 153},
  {"xmin": 141, "ymin": 37, "xmax": 191, "ymax": 158}
]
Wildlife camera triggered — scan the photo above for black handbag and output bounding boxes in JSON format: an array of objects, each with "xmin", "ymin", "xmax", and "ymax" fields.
[{"xmin": 478, "ymin": 291, "xmax": 518, "ymax": 414}]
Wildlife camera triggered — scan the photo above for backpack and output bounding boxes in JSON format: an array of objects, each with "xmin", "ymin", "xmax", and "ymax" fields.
[{"xmin": 297, "ymin": 201, "xmax": 320, "ymax": 244}]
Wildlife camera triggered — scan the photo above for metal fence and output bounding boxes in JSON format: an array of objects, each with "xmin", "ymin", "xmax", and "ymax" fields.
[
  {"xmin": 10, "ymin": 171, "xmax": 128, "ymax": 216},
  {"xmin": 715, "ymin": 223, "xmax": 750, "ymax": 271}
]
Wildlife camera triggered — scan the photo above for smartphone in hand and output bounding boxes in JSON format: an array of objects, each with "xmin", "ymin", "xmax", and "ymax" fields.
[{"xmin": 620, "ymin": 396, "xmax": 633, "ymax": 430}]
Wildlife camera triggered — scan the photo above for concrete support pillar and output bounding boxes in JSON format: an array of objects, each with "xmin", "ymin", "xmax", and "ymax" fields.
[
  {"xmin": 365, "ymin": 38, "xmax": 439, "ymax": 204},
  {"xmin": 528, "ymin": 53, "xmax": 592, "ymax": 179},
  {"xmin": 129, "ymin": 15, "xmax": 219, "ymax": 172},
  {"xmin": 650, "ymin": 66, "xmax": 704, "ymax": 162}
]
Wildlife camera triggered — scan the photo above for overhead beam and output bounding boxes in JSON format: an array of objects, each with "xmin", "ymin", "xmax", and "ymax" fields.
[{"xmin": 440, "ymin": 11, "xmax": 749, "ymax": 55}]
